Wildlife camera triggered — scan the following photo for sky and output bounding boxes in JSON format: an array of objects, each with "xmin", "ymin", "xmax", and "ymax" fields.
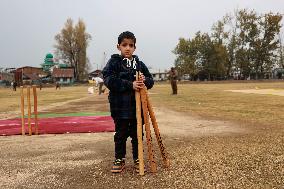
[{"xmin": 0, "ymin": 0, "xmax": 283, "ymax": 71}]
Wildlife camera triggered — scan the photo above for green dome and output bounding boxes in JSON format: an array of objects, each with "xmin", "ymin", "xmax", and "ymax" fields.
[{"xmin": 46, "ymin": 53, "xmax": 53, "ymax": 59}]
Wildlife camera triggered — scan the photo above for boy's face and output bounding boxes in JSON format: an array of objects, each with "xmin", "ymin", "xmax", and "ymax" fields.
[{"xmin": 117, "ymin": 38, "xmax": 136, "ymax": 59}]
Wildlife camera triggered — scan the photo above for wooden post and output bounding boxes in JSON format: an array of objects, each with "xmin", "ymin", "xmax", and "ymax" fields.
[
  {"xmin": 135, "ymin": 72, "xmax": 145, "ymax": 175},
  {"xmin": 32, "ymin": 85, "xmax": 38, "ymax": 135},
  {"xmin": 27, "ymin": 86, "xmax": 32, "ymax": 136},
  {"xmin": 145, "ymin": 90, "xmax": 170, "ymax": 168},
  {"xmin": 140, "ymin": 87, "xmax": 157, "ymax": 173},
  {"xmin": 20, "ymin": 86, "xmax": 25, "ymax": 135}
]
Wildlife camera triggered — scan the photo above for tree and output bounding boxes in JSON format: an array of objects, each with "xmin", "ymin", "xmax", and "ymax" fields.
[
  {"xmin": 254, "ymin": 13, "xmax": 282, "ymax": 78},
  {"xmin": 235, "ymin": 9, "xmax": 282, "ymax": 79},
  {"xmin": 173, "ymin": 32, "xmax": 228, "ymax": 81},
  {"xmin": 211, "ymin": 16, "xmax": 232, "ymax": 79},
  {"xmin": 218, "ymin": 13, "xmax": 238, "ymax": 79},
  {"xmin": 173, "ymin": 9, "xmax": 282, "ymax": 80},
  {"xmin": 279, "ymin": 33, "xmax": 284, "ymax": 68},
  {"xmin": 235, "ymin": 9, "xmax": 259, "ymax": 79},
  {"xmin": 173, "ymin": 37, "xmax": 199, "ymax": 79},
  {"xmin": 54, "ymin": 18, "xmax": 91, "ymax": 81}
]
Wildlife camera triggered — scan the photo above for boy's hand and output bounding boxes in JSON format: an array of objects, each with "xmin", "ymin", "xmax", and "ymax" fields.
[
  {"xmin": 139, "ymin": 73, "xmax": 146, "ymax": 82},
  {"xmin": 133, "ymin": 80, "xmax": 144, "ymax": 91}
]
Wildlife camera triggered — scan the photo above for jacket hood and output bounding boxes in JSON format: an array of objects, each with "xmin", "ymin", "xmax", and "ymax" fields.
[{"xmin": 110, "ymin": 54, "xmax": 140, "ymax": 62}]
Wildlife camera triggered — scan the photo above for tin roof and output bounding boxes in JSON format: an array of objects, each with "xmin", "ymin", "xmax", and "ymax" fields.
[{"xmin": 52, "ymin": 68, "xmax": 74, "ymax": 78}]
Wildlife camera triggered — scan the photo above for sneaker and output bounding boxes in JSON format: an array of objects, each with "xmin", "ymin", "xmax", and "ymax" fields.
[
  {"xmin": 134, "ymin": 159, "xmax": 140, "ymax": 173},
  {"xmin": 111, "ymin": 159, "xmax": 125, "ymax": 173},
  {"xmin": 134, "ymin": 159, "xmax": 147, "ymax": 173}
]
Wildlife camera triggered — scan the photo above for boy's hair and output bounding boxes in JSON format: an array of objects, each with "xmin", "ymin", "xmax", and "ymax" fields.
[{"xmin": 118, "ymin": 31, "xmax": 136, "ymax": 45}]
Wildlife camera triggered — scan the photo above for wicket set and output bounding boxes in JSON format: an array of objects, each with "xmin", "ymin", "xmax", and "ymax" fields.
[
  {"xmin": 135, "ymin": 72, "xmax": 170, "ymax": 176},
  {"xmin": 20, "ymin": 85, "xmax": 39, "ymax": 136}
]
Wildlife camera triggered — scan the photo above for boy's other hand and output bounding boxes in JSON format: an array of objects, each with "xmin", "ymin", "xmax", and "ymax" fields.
[{"xmin": 133, "ymin": 80, "xmax": 144, "ymax": 91}]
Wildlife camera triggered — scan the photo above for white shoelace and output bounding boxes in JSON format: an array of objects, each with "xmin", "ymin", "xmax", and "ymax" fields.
[{"xmin": 123, "ymin": 58, "xmax": 137, "ymax": 69}]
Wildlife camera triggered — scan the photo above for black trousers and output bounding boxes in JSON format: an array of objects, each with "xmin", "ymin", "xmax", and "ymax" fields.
[{"xmin": 114, "ymin": 119, "xmax": 138, "ymax": 160}]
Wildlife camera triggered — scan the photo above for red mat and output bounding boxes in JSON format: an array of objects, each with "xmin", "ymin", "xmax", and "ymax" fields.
[{"xmin": 0, "ymin": 116, "xmax": 115, "ymax": 136}]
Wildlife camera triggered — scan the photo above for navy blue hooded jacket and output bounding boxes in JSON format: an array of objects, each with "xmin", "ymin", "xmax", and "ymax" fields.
[{"xmin": 102, "ymin": 54, "xmax": 154, "ymax": 119}]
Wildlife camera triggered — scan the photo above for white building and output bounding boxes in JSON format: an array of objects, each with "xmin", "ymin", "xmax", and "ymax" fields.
[{"xmin": 149, "ymin": 68, "xmax": 169, "ymax": 81}]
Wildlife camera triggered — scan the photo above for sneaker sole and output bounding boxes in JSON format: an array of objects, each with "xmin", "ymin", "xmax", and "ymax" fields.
[
  {"xmin": 135, "ymin": 167, "xmax": 147, "ymax": 173},
  {"xmin": 111, "ymin": 165, "xmax": 125, "ymax": 173}
]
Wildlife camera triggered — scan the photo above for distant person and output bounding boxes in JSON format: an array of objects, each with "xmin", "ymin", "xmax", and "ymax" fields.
[
  {"xmin": 39, "ymin": 82, "xmax": 43, "ymax": 90},
  {"xmin": 93, "ymin": 76, "xmax": 105, "ymax": 95},
  {"xmin": 102, "ymin": 31, "xmax": 154, "ymax": 173},
  {"xmin": 12, "ymin": 81, "xmax": 17, "ymax": 91},
  {"xmin": 55, "ymin": 82, "xmax": 60, "ymax": 90},
  {"xmin": 169, "ymin": 67, "xmax": 178, "ymax": 95}
]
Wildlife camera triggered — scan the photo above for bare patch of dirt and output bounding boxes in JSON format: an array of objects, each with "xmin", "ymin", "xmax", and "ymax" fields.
[
  {"xmin": 154, "ymin": 107, "xmax": 246, "ymax": 137},
  {"xmin": 227, "ymin": 89, "xmax": 284, "ymax": 96},
  {"xmin": 42, "ymin": 95, "xmax": 109, "ymax": 114}
]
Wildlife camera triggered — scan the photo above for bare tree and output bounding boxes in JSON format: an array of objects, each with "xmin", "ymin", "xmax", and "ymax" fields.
[{"xmin": 54, "ymin": 18, "xmax": 91, "ymax": 81}]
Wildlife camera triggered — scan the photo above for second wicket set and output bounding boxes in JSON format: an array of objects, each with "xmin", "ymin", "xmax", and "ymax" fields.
[{"xmin": 20, "ymin": 85, "xmax": 39, "ymax": 135}]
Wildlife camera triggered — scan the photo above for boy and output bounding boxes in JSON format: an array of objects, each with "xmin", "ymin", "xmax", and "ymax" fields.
[{"xmin": 102, "ymin": 31, "xmax": 154, "ymax": 173}]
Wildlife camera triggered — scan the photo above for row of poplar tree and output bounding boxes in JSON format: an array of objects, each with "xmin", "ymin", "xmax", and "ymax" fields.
[{"xmin": 173, "ymin": 9, "xmax": 283, "ymax": 80}]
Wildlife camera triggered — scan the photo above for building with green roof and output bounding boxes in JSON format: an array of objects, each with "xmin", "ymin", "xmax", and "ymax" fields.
[{"xmin": 41, "ymin": 53, "xmax": 58, "ymax": 73}]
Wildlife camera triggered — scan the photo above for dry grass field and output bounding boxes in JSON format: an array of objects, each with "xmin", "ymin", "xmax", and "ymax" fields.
[
  {"xmin": 0, "ymin": 81, "xmax": 283, "ymax": 188},
  {"xmin": 150, "ymin": 81, "xmax": 284, "ymax": 128}
]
